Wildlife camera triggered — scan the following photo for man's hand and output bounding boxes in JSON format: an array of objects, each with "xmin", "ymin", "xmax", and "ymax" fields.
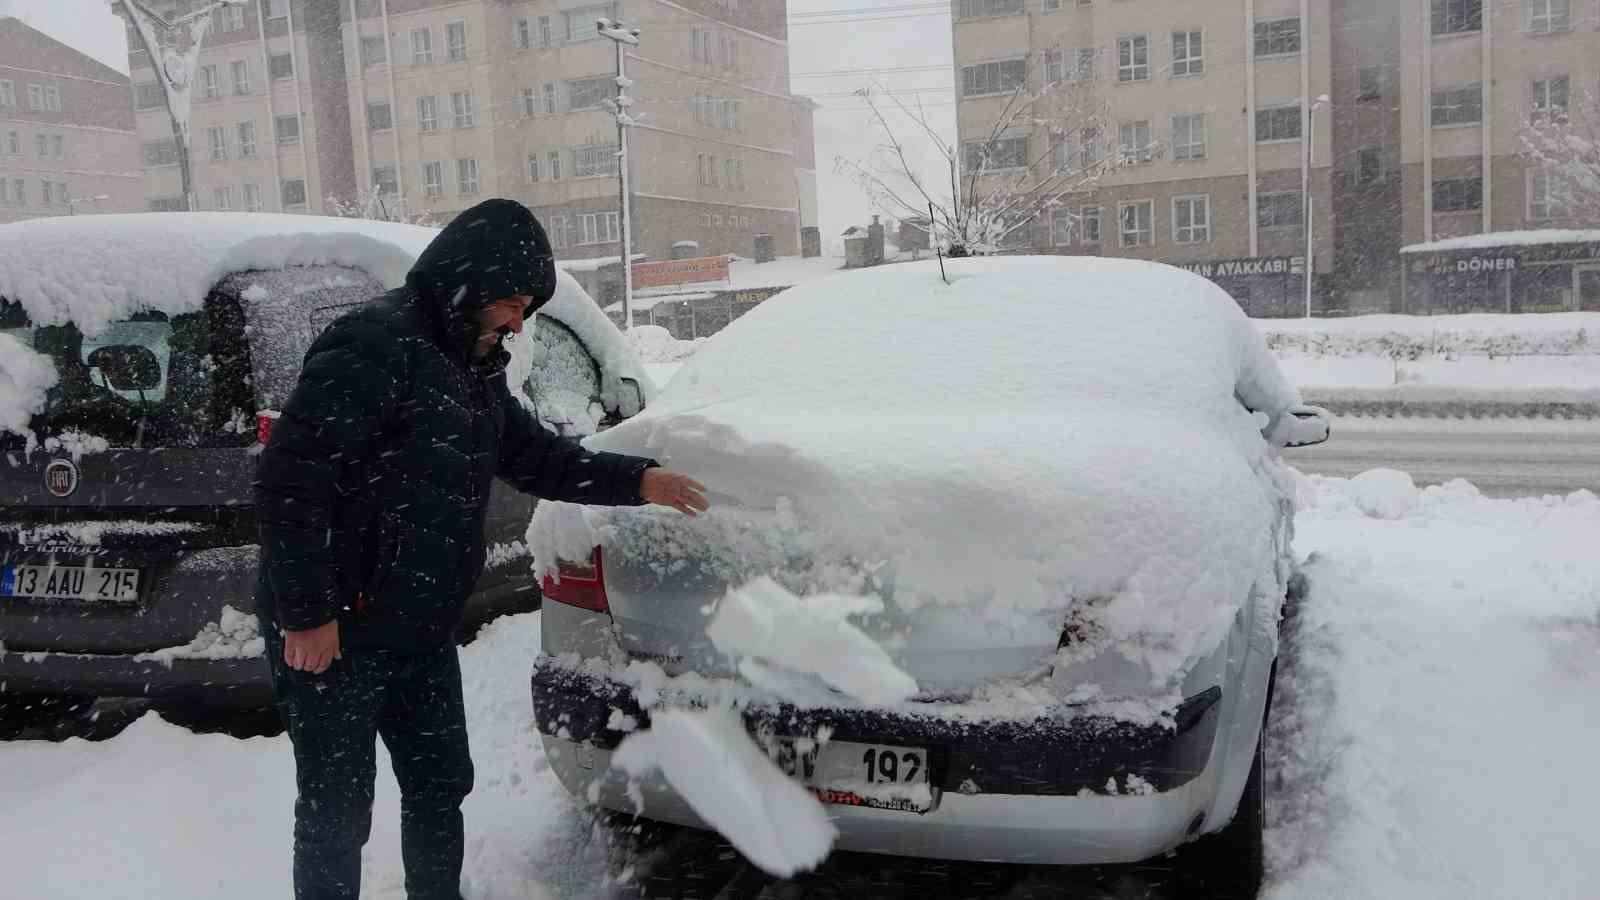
[
  {"xmin": 640, "ymin": 469, "xmax": 710, "ymax": 517},
  {"xmin": 283, "ymin": 620, "xmax": 341, "ymax": 674}
]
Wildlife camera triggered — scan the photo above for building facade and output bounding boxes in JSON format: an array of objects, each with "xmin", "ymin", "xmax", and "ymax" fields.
[
  {"xmin": 338, "ymin": 0, "xmax": 819, "ymax": 264},
  {"xmin": 0, "ymin": 17, "xmax": 143, "ymax": 224},
  {"xmin": 951, "ymin": 0, "xmax": 1600, "ymax": 316}
]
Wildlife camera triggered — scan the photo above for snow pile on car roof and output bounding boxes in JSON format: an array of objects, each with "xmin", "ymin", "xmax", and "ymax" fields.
[{"xmin": 537, "ymin": 256, "xmax": 1305, "ymax": 694}]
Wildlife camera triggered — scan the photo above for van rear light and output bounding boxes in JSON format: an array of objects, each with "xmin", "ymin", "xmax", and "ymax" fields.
[
  {"xmin": 257, "ymin": 410, "xmax": 281, "ymax": 445},
  {"xmin": 541, "ymin": 547, "xmax": 608, "ymax": 613}
]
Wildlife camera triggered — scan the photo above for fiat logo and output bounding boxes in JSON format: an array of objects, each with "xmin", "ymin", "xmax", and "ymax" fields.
[{"xmin": 44, "ymin": 459, "xmax": 79, "ymax": 498}]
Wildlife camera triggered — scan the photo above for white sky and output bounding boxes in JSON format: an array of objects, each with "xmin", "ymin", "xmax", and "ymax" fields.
[{"xmin": 0, "ymin": 0, "xmax": 954, "ymax": 244}]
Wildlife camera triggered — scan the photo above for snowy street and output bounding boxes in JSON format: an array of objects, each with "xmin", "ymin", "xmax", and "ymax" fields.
[{"xmin": 3, "ymin": 474, "xmax": 1597, "ymax": 899}]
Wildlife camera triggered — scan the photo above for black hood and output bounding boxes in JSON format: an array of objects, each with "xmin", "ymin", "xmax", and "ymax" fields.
[{"xmin": 407, "ymin": 199, "xmax": 558, "ymax": 315}]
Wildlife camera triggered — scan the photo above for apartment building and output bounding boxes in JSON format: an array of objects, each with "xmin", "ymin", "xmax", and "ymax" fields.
[
  {"xmin": 0, "ymin": 17, "xmax": 142, "ymax": 224},
  {"xmin": 952, "ymin": 0, "xmax": 1600, "ymax": 316},
  {"xmin": 339, "ymin": 0, "xmax": 819, "ymax": 264},
  {"xmin": 116, "ymin": 0, "xmax": 356, "ymax": 215}
]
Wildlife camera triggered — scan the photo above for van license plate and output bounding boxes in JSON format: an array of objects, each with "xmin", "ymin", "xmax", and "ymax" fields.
[
  {"xmin": 771, "ymin": 738, "xmax": 935, "ymax": 814},
  {"xmin": 1, "ymin": 565, "xmax": 140, "ymax": 603}
]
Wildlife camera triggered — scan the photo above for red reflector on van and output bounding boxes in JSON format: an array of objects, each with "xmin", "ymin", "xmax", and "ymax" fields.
[
  {"xmin": 541, "ymin": 547, "xmax": 608, "ymax": 613},
  {"xmin": 257, "ymin": 410, "xmax": 281, "ymax": 445}
]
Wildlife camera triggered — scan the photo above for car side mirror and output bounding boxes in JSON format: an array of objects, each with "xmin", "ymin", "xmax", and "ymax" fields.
[
  {"xmin": 87, "ymin": 344, "xmax": 162, "ymax": 391},
  {"xmin": 617, "ymin": 377, "xmax": 644, "ymax": 419},
  {"xmin": 1271, "ymin": 404, "xmax": 1331, "ymax": 448}
]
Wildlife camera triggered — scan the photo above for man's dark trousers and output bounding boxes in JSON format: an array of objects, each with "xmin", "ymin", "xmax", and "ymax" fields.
[{"xmin": 265, "ymin": 624, "xmax": 474, "ymax": 900}]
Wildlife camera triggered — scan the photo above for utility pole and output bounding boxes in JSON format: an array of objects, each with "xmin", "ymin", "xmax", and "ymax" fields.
[
  {"xmin": 1303, "ymin": 94, "xmax": 1330, "ymax": 318},
  {"xmin": 117, "ymin": 0, "xmax": 249, "ymax": 212},
  {"xmin": 598, "ymin": 17, "xmax": 641, "ymax": 331}
]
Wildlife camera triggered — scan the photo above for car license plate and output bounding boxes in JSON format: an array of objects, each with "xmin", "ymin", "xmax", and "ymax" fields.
[
  {"xmin": 0, "ymin": 565, "xmax": 140, "ymax": 603},
  {"xmin": 770, "ymin": 738, "xmax": 935, "ymax": 814}
]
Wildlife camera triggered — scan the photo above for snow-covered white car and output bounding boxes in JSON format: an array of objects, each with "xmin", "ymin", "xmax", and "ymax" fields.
[
  {"xmin": 0, "ymin": 213, "xmax": 651, "ymax": 713},
  {"xmin": 530, "ymin": 257, "xmax": 1328, "ymax": 885}
]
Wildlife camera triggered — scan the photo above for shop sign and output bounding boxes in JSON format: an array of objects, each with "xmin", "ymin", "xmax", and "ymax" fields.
[
  {"xmin": 1177, "ymin": 256, "xmax": 1305, "ymax": 278},
  {"xmin": 1417, "ymin": 255, "xmax": 1519, "ymax": 275},
  {"xmin": 632, "ymin": 255, "xmax": 731, "ymax": 288}
]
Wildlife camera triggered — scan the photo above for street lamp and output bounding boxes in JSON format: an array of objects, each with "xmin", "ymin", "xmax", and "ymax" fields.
[
  {"xmin": 67, "ymin": 194, "xmax": 110, "ymax": 215},
  {"xmin": 597, "ymin": 17, "xmax": 641, "ymax": 332},
  {"xmin": 1303, "ymin": 94, "xmax": 1330, "ymax": 318}
]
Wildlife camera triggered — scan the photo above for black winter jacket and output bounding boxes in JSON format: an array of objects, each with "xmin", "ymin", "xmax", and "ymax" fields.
[{"xmin": 253, "ymin": 200, "xmax": 656, "ymax": 650}]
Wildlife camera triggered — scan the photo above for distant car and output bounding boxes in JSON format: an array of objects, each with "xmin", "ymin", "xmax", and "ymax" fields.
[
  {"xmin": 0, "ymin": 213, "xmax": 651, "ymax": 711},
  {"xmin": 531, "ymin": 257, "xmax": 1329, "ymax": 889}
]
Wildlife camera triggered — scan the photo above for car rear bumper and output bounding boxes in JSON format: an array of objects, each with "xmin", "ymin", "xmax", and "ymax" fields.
[
  {"xmin": 0, "ymin": 649, "xmax": 271, "ymax": 706},
  {"xmin": 530, "ymin": 661, "xmax": 1228, "ymax": 865}
]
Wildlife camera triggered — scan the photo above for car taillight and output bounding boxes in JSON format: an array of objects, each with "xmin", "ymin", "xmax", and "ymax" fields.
[
  {"xmin": 257, "ymin": 410, "xmax": 281, "ymax": 445},
  {"xmin": 541, "ymin": 547, "xmax": 608, "ymax": 613}
]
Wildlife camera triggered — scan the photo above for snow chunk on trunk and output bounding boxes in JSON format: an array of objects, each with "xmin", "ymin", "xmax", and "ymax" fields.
[
  {"xmin": 612, "ymin": 707, "xmax": 836, "ymax": 877},
  {"xmin": 708, "ymin": 576, "xmax": 918, "ymax": 705},
  {"xmin": 0, "ymin": 332, "xmax": 57, "ymax": 448}
]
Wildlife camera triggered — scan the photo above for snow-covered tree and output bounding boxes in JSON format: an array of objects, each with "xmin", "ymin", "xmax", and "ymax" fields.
[
  {"xmin": 1519, "ymin": 91, "xmax": 1600, "ymax": 225},
  {"xmin": 836, "ymin": 68, "xmax": 1149, "ymax": 256},
  {"xmin": 323, "ymin": 187, "xmax": 439, "ymax": 227}
]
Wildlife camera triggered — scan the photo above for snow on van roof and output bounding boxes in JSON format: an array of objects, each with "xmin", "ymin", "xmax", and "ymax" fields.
[
  {"xmin": 537, "ymin": 256, "xmax": 1306, "ymax": 694},
  {"xmin": 1401, "ymin": 229, "xmax": 1600, "ymax": 255}
]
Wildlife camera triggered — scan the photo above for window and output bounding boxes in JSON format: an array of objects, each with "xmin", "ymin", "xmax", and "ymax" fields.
[
  {"xmin": 962, "ymin": 59, "xmax": 1026, "ymax": 97},
  {"xmin": 1043, "ymin": 48, "xmax": 1065, "ymax": 85},
  {"xmin": 724, "ymin": 158, "xmax": 744, "ymax": 190},
  {"xmin": 1171, "ymin": 113, "xmax": 1206, "ymax": 160},
  {"xmin": 213, "ymin": 186, "xmax": 233, "ymax": 211},
  {"xmin": 213, "ymin": 5, "xmax": 244, "ymax": 32},
  {"xmin": 457, "ymin": 158, "xmax": 479, "ymax": 194},
  {"xmin": 143, "ymin": 139, "xmax": 179, "ymax": 166},
  {"xmin": 522, "ymin": 87, "xmax": 537, "ymax": 117},
  {"xmin": 527, "ymin": 154, "xmax": 540, "ymax": 182},
  {"xmin": 1358, "ymin": 66, "xmax": 1383, "ymax": 102},
  {"xmin": 698, "ymin": 153, "xmax": 719, "ymax": 185},
  {"xmin": 1172, "ymin": 30, "xmax": 1203, "ymax": 77},
  {"xmin": 1119, "ymin": 120, "xmax": 1153, "ymax": 163},
  {"xmin": 1431, "ymin": 85, "xmax": 1482, "ymax": 126},
  {"xmin": 1433, "ymin": 177, "xmax": 1483, "ymax": 212},
  {"xmin": 198, "ymin": 65, "xmax": 219, "ymax": 99},
  {"xmin": 1257, "ymin": 191, "xmax": 1304, "ymax": 229},
  {"xmin": 957, "ymin": 0, "xmax": 1023, "ymax": 17},
  {"xmin": 1431, "ymin": 0, "xmax": 1482, "ymax": 35},
  {"xmin": 4, "ymin": 131, "xmax": 18, "ymax": 156},
  {"xmin": 244, "ymin": 183, "xmax": 261, "ymax": 212},
  {"xmin": 417, "ymin": 95, "xmax": 438, "ymax": 132},
  {"xmin": 11, "ymin": 177, "xmax": 26, "ymax": 206},
  {"xmin": 231, "ymin": 60, "xmax": 251, "ymax": 94},
  {"xmin": 266, "ymin": 0, "xmax": 288, "ymax": 20},
  {"xmin": 1529, "ymin": 168, "xmax": 1569, "ymax": 219},
  {"xmin": 446, "ymin": 21, "xmax": 467, "ymax": 61},
  {"xmin": 411, "ymin": 28, "xmax": 433, "ymax": 64},
  {"xmin": 362, "ymin": 36, "xmax": 387, "ymax": 66},
  {"xmin": 1051, "ymin": 132, "xmax": 1070, "ymax": 171},
  {"xmin": 1119, "ymin": 200, "xmax": 1154, "ymax": 248},
  {"xmin": 34, "ymin": 134, "xmax": 47, "ymax": 158},
  {"xmin": 539, "ymin": 16, "xmax": 553, "ymax": 48},
  {"xmin": 962, "ymin": 137, "xmax": 1028, "ymax": 172},
  {"xmin": 1256, "ymin": 105, "xmax": 1302, "ymax": 141},
  {"xmin": 367, "ymin": 99, "xmax": 392, "ymax": 131},
  {"xmin": 1071, "ymin": 48, "xmax": 1096, "ymax": 81},
  {"xmin": 1050, "ymin": 207, "xmax": 1074, "ymax": 244},
  {"xmin": 269, "ymin": 53, "xmax": 293, "ymax": 79},
  {"xmin": 207, "ymin": 126, "xmax": 228, "ymax": 161},
  {"xmin": 49, "ymin": 134, "xmax": 63, "ymax": 159},
  {"xmin": 579, "ymin": 212, "xmax": 621, "ymax": 244},
  {"xmin": 1117, "ymin": 35, "xmax": 1150, "ymax": 82},
  {"xmin": 1526, "ymin": 0, "xmax": 1571, "ymax": 33},
  {"xmin": 43, "ymin": 85, "xmax": 60, "ymax": 112},
  {"xmin": 0, "ymin": 80, "xmax": 13, "ymax": 109},
  {"xmin": 568, "ymin": 77, "xmax": 612, "ymax": 111},
  {"xmin": 1254, "ymin": 18, "xmax": 1301, "ymax": 56},
  {"xmin": 549, "ymin": 215, "xmax": 570, "ymax": 249},
  {"xmin": 542, "ymin": 83, "xmax": 557, "ymax": 114},
  {"xmin": 135, "ymin": 81, "xmax": 163, "ymax": 109},
  {"xmin": 692, "ymin": 27, "xmax": 709, "ymax": 63},
  {"xmin": 274, "ymin": 113, "xmax": 300, "ymax": 145},
  {"xmin": 422, "ymin": 161, "xmax": 443, "ymax": 197},
  {"xmin": 450, "ymin": 91, "xmax": 475, "ymax": 128},
  {"xmin": 1532, "ymin": 76, "xmax": 1570, "ymax": 119},
  {"xmin": 373, "ymin": 166, "xmax": 398, "ymax": 196},
  {"xmin": 1044, "ymin": 0, "xmax": 1061, "ymax": 10},
  {"xmin": 1357, "ymin": 147, "xmax": 1385, "ymax": 185},
  {"xmin": 237, "ymin": 121, "xmax": 256, "ymax": 159},
  {"xmin": 149, "ymin": 197, "xmax": 186, "ymax": 212},
  {"xmin": 722, "ymin": 98, "xmax": 740, "ymax": 130},
  {"xmin": 1079, "ymin": 125, "xmax": 1103, "ymax": 168},
  {"xmin": 281, "ymin": 179, "xmax": 306, "ymax": 208},
  {"xmin": 1172, "ymin": 195, "xmax": 1210, "ymax": 243},
  {"xmin": 566, "ymin": 5, "xmax": 612, "ymax": 42},
  {"xmin": 516, "ymin": 18, "xmax": 532, "ymax": 50},
  {"xmin": 26, "ymin": 83, "xmax": 42, "ymax": 111},
  {"xmin": 549, "ymin": 151, "xmax": 562, "ymax": 181},
  {"xmin": 574, "ymin": 144, "xmax": 620, "ymax": 177},
  {"xmin": 720, "ymin": 34, "xmax": 738, "ymax": 70},
  {"xmin": 1080, "ymin": 206, "xmax": 1102, "ymax": 243}
]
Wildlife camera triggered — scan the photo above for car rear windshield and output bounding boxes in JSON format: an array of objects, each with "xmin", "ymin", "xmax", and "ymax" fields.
[
  {"xmin": 226, "ymin": 266, "xmax": 384, "ymax": 411},
  {"xmin": 0, "ymin": 298, "xmax": 254, "ymax": 451}
]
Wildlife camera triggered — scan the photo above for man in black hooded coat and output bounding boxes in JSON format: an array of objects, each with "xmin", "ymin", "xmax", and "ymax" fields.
[{"xmin": 254, "ymin": 199, "xmax": 706, "ymax": 900}]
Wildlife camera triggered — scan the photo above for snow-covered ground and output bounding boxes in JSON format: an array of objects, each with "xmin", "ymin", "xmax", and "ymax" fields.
[{"xmin": 4, "ymin": 474, "xmax": 1597, "ymax": 898}]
